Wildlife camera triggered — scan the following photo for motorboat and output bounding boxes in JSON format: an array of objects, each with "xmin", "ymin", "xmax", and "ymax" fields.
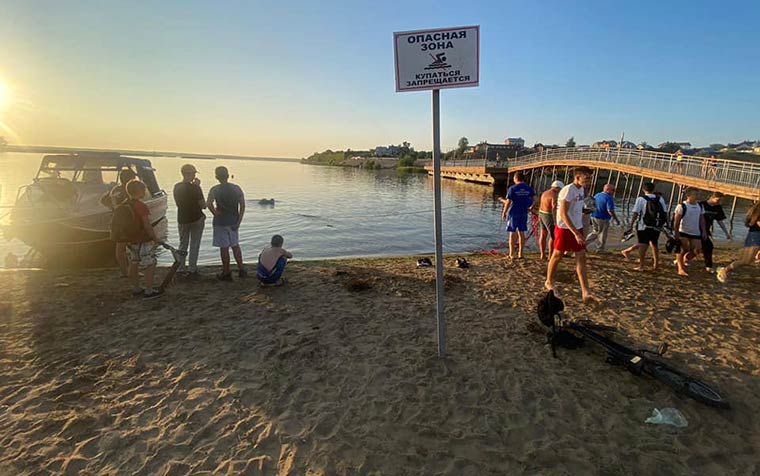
[{"xmin": 2, "ymin": 152, "xmax": 168, "ymax": 266}]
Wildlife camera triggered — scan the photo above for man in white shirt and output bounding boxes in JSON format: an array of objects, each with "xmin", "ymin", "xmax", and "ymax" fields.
[
  {"xmin": 673, "ymin": 187, "xmax": 707, "ymax": 276},
  {"xmin": 624, "ymin": 182, "xmax": 668, "ymax": 270},
  {"xmin": 545, "ymin": 167, "xmax": 596, "ymax": 302}
]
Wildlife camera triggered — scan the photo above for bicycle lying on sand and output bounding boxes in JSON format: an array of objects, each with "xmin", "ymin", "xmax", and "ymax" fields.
[
  {"xmin": 157, "ymin": 242, "xmax": 187, "ymax": 292},
  {"xmin": 537, "ymin": 290, "xmax": 729, "ymax": 408}
]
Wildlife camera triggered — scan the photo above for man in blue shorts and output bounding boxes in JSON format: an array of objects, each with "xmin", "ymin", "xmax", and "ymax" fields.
[
  {"xmin": 207, "ymin": 166, "xmax": 247, "ymax": 280},
  {"xmin": 499, "ymin": 172, "xmax": 536, "ymax": 259}
]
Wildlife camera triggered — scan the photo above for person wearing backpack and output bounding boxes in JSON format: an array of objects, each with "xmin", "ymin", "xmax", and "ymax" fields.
[
  {"xmin": 121, "ymin": 180, "xmax": 162, "ymax": 299},
  {"xmin": 624, "ymin": 182, "xmax": 668, "ymax": 270},
  {"xmin": 717, "ymin": 200, "xmax": 760, "ymax": 283},
  {"xmin": 102, "ymin": 168, "xmax": 137, "ymax": 277},
  {"xmin": 673, "ymin": 187, "xmax": 707, "ymax": 277}
]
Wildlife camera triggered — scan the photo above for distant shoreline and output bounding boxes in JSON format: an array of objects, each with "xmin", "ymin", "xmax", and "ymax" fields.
[{"xmin": 0, "ymin": 145, "xmax": 300, "ymax": 163}]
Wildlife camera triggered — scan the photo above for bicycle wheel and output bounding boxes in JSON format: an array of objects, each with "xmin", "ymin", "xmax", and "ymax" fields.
[{"xmin": 649, "ymin": 364, "xmax": 729, "ymax": 408}]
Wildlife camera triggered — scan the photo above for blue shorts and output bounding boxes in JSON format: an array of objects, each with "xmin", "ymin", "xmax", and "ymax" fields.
[
  {"xmin": 257, "ymin": 256, "xmax": 288, "ymax": 284},
  {"xmin": 507, "ymin": 213, "xmax": 529, "ymax": 232},
  {"xmin": 745, "ymin": 230, "xmax": 760, "ymax": 248}
]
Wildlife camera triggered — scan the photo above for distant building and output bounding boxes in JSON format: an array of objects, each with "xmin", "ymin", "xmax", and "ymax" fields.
[
  {"xmin": 723, "ymin": 140, "xmax": 760, "ymax": 153},
  {"xmin": 463, "ymin": 142, "xmax": 512, "ymax": 160},
  {"xmin": 657, "ymin": 141, "xmax": 692, "ymax": 150},
  {"xmin": 592, "ymin": 140, "xmax": 618, "ymax": 149},
  {"xmin": 620, "ymin": 141, "xmax": 637, "ymax": 149},
  {"xmin": 374, "ymin": 145, "xmax": 403, "ymax": 157},
  {"xmin": 504, "ymin": 137, "xmax": 525, "ymax": 148}
]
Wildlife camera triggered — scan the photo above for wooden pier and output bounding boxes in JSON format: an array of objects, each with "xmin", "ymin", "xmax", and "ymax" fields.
[
  {"xmin": 426, "ymin": 163, "xmax": 509, "ymax": 185},
  {"xmin": 426, "ymin": 148, "xmax": 760, "ymax": 201}
]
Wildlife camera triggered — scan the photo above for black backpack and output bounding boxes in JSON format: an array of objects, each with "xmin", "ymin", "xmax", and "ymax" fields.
[
  {"xmin": 109, "ymin": 200, "xmax": 142, "ymax": 243},
  {"xmin": 536, "ymin": 290, "xmax": 583, "ymax": 357},
  {"xmin": 642, "ymin": 195, "xmax": 667, "ymax": 228},
  {"xmin": 537, "ymin": 289, "xmax": 564, "ymax": 327}
]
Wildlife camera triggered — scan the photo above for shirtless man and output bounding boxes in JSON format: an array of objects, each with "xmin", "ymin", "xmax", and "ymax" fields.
[{"xmin": 538, "ymin": 181, "xmax": 563, "ymax": 259}]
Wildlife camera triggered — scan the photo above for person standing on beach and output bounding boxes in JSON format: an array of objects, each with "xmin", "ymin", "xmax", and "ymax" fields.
[
  {"xmin": 699, "ymin": 191, "xmax": 732, "ymax": 273},
  {"xmin": 717, "ymin": 200, "xmax": 760, "ymax": 283},
  {"xmin": 102, "ymin": 168, "xmax": 137, "ymax": 277},
  {"xmin": 545, "ymin": 167, "xmax": 596, "ymax": 302},
  {"xmin": 207, "ymin": 166, "xmax": 247, "ymax": 280},
  {"xmin": 586, "ymin": 184, "xmax": 620, "ymax": 251},
  {"xmin": 673, "ymin": 188, "xmax": 707, "ymax": 277},
  {"xmin": 624, "ymin": 183, "xmax": 668, "ymax": 271},
  {"xmin": 125, "ymin": 180, "xmax": 163, "ymax": 299},
  {"xmin": 173, "ymin": 164, "xmax": 206, "ymax": 276},
  {"xmin": 537, "ymin": 181, "xmax": 563, "ymax": 259},
  {"xmin": 499, "ymin": 172, "xmax": 536, "ymax": 259}
]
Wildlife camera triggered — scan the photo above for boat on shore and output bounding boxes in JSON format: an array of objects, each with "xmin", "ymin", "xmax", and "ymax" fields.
[{"xmin": 2, "ymin": 152, "xmax": 168, "ymax": 267}]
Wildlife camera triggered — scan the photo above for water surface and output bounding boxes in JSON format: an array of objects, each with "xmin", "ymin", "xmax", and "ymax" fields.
[{"xmin": 1, "ymin": 153, "xmax": 508, "ymax": 266}]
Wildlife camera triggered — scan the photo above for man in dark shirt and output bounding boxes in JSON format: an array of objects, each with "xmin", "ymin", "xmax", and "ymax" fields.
[
  {"xmin": 173, "ymin": 164, "xmax": 206, "ymax": 275},
  {"xmin": 700, "ymin": 191, "xmax": 732, "ymax": 273},
  {"xmin": 207, "ymin": 166, "xmax": 247, "ymax": 280}
]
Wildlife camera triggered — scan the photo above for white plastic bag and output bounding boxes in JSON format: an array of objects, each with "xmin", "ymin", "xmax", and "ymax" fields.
[{"xmin": 645, "ymin": 408, "xmax": 688, "ymax": 428}]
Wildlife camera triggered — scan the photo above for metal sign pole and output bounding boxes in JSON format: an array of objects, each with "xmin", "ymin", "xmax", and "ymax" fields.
[{"xmin": 432, "ymin": 89, "xmax": 446, "ymax": 358}]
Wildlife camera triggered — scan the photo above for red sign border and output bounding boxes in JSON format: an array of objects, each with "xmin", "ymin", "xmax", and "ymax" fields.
[{"xmin": 394, "ymin": 25, "xmax": 480, "ymax": 93}]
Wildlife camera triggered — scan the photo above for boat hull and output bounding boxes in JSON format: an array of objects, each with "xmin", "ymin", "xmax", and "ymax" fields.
[{"xmin": 4, "ymin": 195, "xmax": 168, "ymax": 267}]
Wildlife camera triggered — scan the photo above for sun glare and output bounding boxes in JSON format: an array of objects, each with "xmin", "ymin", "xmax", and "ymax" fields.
[{"xmin": 0, "ymin": 80, "xmax": 10, "ymax": 110}]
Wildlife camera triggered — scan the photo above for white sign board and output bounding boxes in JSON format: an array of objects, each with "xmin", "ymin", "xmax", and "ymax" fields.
[{"xmin": 394, "ymin": 25, "xmax": 479, "ymax": 92}]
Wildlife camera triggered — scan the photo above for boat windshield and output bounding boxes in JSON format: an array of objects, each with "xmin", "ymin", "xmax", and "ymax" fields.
[{"xmin": 37, "ymin": 156, "xmax": 123, "ymax": 185}]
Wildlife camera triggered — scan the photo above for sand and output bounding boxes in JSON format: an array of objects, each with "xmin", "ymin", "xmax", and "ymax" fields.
[{"xmin": 0, "ymin": 249, "xmax": 759, "ymax": 475}]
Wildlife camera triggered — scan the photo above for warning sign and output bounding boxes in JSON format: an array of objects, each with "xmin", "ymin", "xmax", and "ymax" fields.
[{"xmin": 394, "ymin": 26, "xmax": 479, "ymax": 92}]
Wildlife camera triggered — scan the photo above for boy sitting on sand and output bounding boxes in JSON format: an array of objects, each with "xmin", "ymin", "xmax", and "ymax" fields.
[
  {"xmin": 257, "ymin": 235, "xmax": 292, "ymax": 286},
  {"xmin": 125, "ymin": 180, "xmax": 163, "ymax": 299}
]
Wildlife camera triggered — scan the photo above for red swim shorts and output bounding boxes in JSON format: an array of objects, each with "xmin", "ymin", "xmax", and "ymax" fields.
[{"xmin": 554, "ymin": 227, "xmax": 586, "ymax": 253}]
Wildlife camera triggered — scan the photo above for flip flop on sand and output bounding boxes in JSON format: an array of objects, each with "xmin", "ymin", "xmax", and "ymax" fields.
[{"xmin": 455, "ymin": 257, "xmax": 470, "ymax": 269}]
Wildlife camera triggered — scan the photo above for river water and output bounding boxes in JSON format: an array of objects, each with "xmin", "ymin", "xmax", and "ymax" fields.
[
  {"xmin": 1, "ymin": 153, "xmax": 742, "ymax": 268},
  {"xmin": 1, "ymin": 153, "xmax": 511, "ymax": 266}
]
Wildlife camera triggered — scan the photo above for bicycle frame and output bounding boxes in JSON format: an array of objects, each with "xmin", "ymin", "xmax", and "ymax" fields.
[
  {"xmin": 157, "ymin": 242, "xmax": 187, "ymax": 292},
  {"xmin": 551, "ymin": 315, "xmax": 728, "ymax": 408}
]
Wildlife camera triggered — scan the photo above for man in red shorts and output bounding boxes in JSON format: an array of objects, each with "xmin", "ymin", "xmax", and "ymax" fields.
[{"xmin": 545, "ymin": 167, "xmax": 597, "ymax": 302}]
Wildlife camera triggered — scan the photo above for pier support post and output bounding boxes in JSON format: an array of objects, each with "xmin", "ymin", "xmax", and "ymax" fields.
[
  {"xmin": 668, "ymin": 181, "xmax": 677, "ymax": 215},
  {"xmin": 431, "ymin": 89, "xmax": 446, "ymax": 358},
  {"xmin": 729, "ymin": 195, "xmax": 738, "ymax": 236}
]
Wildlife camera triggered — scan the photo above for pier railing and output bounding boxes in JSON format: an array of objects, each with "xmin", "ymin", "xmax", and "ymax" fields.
[{"xmin": 432, "ymin": 148, "xmax": 760, "ymax": 191}]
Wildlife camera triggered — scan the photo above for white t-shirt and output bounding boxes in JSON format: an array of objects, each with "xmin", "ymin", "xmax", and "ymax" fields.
[
  {"xmin": 675, "ymin": 202, "xmax": 704, "ymax": 236},
  {"xmin": 632, "ymin": 194, "xmax": 669, "ymax": 231},
  {"xmin": 556, "ymin": 184, "xmax": 585, "ymax": 229}
]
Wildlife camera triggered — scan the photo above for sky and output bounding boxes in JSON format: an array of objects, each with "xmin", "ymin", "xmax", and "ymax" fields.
[{"xmin": 1, "ymin": 0, "xmax": 759, "ymax": 158}]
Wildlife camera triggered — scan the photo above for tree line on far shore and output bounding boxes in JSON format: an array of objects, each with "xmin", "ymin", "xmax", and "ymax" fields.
[{"xmin": 301, "ymin": 136, "xmax": 760, "ymax": 169}]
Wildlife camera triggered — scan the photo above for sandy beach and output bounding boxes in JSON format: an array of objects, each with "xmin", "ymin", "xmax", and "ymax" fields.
[{"xmin": 1, "ymin": 249, "xmax": 759, "ymax": 475}]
